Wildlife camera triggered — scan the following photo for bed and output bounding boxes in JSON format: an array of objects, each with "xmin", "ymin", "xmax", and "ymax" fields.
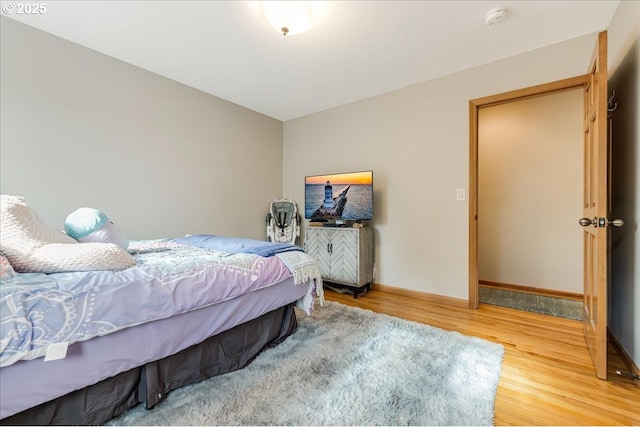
[{"xmin": 0, "ymin": 198, "xmax": 323, "ymax": 425}]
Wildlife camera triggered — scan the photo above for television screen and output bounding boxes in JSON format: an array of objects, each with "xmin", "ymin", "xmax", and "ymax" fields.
[{"xmin": 305, "ymin": 170, "xmax": 373, "ymax": 221}]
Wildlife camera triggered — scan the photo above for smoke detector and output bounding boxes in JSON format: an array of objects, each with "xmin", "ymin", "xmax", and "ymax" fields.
[{"xmin": 485, "ymin": 8, "xmax": 507, "ymax": 26}]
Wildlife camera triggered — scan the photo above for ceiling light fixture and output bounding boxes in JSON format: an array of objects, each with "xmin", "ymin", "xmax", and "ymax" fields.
[{"xmin": 260, "ymin": 1, "xmax": 314, "ymax": 36}]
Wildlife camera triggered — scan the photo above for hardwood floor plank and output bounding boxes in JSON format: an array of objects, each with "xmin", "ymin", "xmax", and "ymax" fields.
[{"xmin": 324, "ymin": 288, "xmax": 640, "ymax": 426}]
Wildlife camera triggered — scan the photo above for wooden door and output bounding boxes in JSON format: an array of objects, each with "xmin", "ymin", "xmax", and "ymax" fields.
[{"xmin": 581, "ymin": 31, "xmax": 608, "ymax": 380}]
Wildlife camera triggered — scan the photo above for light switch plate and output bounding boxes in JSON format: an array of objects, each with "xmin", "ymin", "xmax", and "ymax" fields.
[{"xmin": 456, "ymin": 188, "xmax": 466, "ymax": 201}]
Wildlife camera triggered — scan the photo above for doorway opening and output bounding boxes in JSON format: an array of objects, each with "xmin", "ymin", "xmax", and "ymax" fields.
[
  {"xmin": 476, "ymin": 88, "xmax": 584, "ymax": 319},
  {"xmin": 468, "ymin": 75, "xmax": 589, "ymax": 309}
]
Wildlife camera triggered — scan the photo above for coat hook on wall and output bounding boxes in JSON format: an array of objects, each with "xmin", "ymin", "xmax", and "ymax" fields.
[{"xmin": 607, "ymin": 90, "xmax": 618, "ymax": 118}]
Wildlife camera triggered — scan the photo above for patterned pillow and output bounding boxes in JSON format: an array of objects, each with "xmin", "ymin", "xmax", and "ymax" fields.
[
  {"xmin": 0, "ymin": 195, "xmax": 135, "ymax": 273},
  {"xmin": 0, "ymin": 253, "xmax": 16, "ymax": 278}
]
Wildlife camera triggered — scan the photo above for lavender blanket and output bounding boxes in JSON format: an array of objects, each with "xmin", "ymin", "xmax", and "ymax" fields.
[{"xmin": 174, "ymin": 234, "xmax": 302, "ymax": 257}]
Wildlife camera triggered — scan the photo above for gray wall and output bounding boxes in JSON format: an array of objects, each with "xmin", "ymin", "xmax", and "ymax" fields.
[
  {"xmin": 0, "ymin": 16, "xmax": 283, "ymax": 240},
  {"xmin": 608, "ymin": 0, "xmax": 640, "ymax": 369}
]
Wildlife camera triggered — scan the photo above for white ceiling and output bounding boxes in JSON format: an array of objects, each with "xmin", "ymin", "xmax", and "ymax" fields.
[{"xmin": 3, "ymin": 1, "xmax": 620, "ymax": 121}]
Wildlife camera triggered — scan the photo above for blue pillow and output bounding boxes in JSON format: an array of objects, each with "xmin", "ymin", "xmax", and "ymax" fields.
[{"xmin": 65, "ymin": 207, "xmax": 129, "ymax": 249}]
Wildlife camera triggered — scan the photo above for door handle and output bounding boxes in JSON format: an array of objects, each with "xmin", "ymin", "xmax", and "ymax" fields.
[
  {"xmin": 608, "ymin": 218, "xmax": 624, "ymax": 227},
  {"xmin": 579, "ymin": 217, "xmax": 596, "ymax": 227},
  {"xmin": 579, "ymin": 217, "xmax": 624, "ymax": 228}
]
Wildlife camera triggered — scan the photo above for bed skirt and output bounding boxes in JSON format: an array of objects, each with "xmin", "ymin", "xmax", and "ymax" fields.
[{"xmin": 1, "ymin": 303, "xmax": 298, "ymax": 426}]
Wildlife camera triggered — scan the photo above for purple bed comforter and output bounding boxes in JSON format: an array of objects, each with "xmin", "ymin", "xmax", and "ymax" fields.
[{"xmin": 0, "ymin": 239, "xmax": 318, "ymax": 368}]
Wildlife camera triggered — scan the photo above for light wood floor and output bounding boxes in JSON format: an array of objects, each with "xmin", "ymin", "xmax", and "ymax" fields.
[{"xmin": 324, "ymin": 288, "xmax": 639, "ymax": 426}]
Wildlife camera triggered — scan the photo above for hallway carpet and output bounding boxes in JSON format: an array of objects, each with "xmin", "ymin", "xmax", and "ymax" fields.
[{"xmin": 479, "ymin": 287, "xmax": 582, "ymax": 320}]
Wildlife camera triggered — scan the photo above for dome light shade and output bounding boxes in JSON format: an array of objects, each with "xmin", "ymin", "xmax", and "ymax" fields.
[{"xmin": 261, "ymin": 1, "xmax": 314, "ymax": 36}]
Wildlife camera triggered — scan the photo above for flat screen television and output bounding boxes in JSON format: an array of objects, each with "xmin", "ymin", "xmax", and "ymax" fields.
[{"xmin": 304, "ymin": 170, "xmax": 373, "ymax": 221}]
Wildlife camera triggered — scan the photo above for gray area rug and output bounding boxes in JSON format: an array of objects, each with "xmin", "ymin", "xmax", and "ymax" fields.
[
  {"xmin": 479, "ymin": 287, "xmax": 582, "ymax": 320},
  {"xmin": 106, "ymin": 301, "xmax": 504, "ymax": 426}
]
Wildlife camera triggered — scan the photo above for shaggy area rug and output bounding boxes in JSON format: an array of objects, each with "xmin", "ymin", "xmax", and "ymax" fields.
[{"xmin": 106, "ymin": 301, "xmax": 504, "ymax": 426}]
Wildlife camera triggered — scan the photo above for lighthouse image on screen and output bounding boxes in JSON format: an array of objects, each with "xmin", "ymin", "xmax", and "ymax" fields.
[{"xmin": 304, "ymin": 171, "xmax": 373, "ymax": 221}]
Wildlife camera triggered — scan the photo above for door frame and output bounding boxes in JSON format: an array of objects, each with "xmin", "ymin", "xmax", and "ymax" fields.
[{"xmin": 468, "ymin": 75, "xmax": 589, "ymax": 309}]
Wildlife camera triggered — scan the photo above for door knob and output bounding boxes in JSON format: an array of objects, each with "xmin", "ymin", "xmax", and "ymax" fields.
[
  {"xmin": 608, "ymin": 218, "xmax": 624, "ymax": 227},
  {"xmin": 579, "ymin": 217, "xmax": 595, "ymax": 227},
  {"xmin": 579, "ymin": 217, "xmax": 624, "ymax": 227}
]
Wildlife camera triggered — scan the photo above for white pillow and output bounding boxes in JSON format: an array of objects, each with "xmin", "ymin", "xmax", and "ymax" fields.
[
  {"xmin": 28, "ymin": 242, "xmax": 136, "ymax": 274},
  {"xmin": 0, "ymin": 195, "xmax": 135, "ymax": 273}
]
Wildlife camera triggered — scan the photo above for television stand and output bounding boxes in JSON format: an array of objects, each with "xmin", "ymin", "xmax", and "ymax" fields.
[{"xmin": 304, "ymin": 226, "xmax": 374, "ymax": 296}]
